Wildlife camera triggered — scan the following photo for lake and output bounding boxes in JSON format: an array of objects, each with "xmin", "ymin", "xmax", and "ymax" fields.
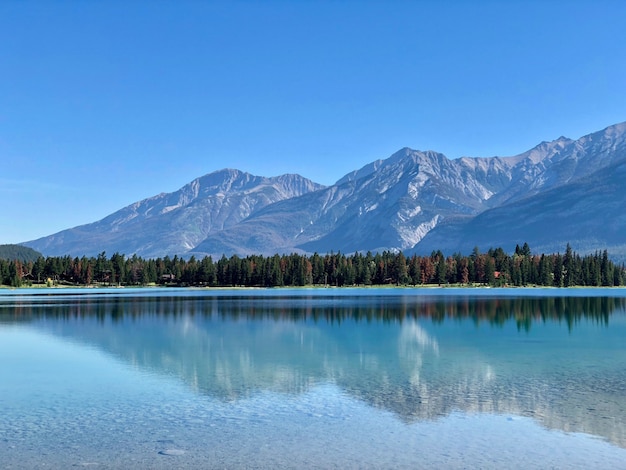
[{"xmin": 1, "ymin": 287, "xmax": 626, "ymax": 469}]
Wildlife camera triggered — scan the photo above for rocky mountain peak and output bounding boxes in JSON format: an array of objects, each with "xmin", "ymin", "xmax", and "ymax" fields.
[{"xmin": 23, "ymin": 120, "xmax": 626, "ymax": 261}]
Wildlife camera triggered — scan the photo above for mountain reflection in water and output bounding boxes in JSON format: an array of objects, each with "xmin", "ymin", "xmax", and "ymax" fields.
[{"xmin": 3, "ymin": 291, "xmax": 626, "ymax": 449}]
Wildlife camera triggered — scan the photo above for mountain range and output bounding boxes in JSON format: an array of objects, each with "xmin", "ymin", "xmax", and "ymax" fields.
[{"xmin": 24, "ymin": 121, "xmax": 626, "ymax": 261}]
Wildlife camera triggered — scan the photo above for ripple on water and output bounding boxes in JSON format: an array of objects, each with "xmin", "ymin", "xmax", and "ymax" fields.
[{"xmin": 158, "ymin": 449, "xmax": 186, "ymax": 456}]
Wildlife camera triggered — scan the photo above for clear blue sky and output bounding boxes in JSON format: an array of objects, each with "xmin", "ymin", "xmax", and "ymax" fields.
[{"xmin": 1, "ymin": 0, "xmax": 625, "ymax": 244}]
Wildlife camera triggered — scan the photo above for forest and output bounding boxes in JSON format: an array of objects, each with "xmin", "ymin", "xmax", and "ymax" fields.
[{"xmin": 0, "ymin": 243, "xmax": 624, "ymax": 288}]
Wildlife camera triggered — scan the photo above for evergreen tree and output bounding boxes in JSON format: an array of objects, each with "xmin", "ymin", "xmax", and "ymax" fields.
[
  {"xmin": 394, "ymin": 252, "xmax": 409, "ymax": 285},
  {"xmin": 436, "ymin": 255, "xmax": 447, "ymax": 286}
]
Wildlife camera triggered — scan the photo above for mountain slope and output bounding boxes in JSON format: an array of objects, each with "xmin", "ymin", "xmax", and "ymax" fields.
[
  {"xmin": 488, "ymin": 122, "xmax": 626, "ymax": 206},
  {"xmin": 415, "ymin": 158, "xmax": 626, "ymax": 261},
  {"xmin": 192, "ymin": 148, "xmax": 514, "ymax": 256},
  {"xmin": 23, "ymin": 121, "xmax": 626, "ymax": 259},
  {"xmin": 0, "ymin": 244, "xmax": 42, "ymax": 262},
  {"xmin": 193, "ymin": 122, "xmax": 626, "ymax": 257},
  {"xmin": 25, "ymin": 169, "xmax": 324, "ymax": 258}
]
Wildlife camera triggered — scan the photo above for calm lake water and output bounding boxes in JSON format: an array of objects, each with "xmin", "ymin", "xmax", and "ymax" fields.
[{"xmin": 1, "ymin": 287, "xmax": 626, "ymax": 469}]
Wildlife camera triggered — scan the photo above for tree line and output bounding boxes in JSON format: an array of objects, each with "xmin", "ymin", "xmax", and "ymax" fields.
[
  {"xmin": 4, "ymin": 294, "xmax": 621, "ymax": 332},
  {"xmin": 0, "ymin": 243, "xmax": 624, "ymax": 288}
]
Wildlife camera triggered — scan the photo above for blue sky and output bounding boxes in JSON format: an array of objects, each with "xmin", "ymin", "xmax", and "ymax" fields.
[{"xmin": 1, "ymin": 0, "xmax": 625, "ymax": 244}]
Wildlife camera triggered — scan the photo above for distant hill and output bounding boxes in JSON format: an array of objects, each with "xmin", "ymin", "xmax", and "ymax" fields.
[
  {"xmin": 0, "ymin": 244, "xmax": 42, "ymax": 262},
  {"xmin": 23, "ymin": 121, "xmax": 626, "ymax": 261}
]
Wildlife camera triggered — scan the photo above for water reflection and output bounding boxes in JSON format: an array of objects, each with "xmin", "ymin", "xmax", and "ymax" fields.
[
  {"xmin": 1, "ymin": 293, "xmax": 620, "ymax": 328},
  {"xmin": 2, "ymin": 292, "xmax": 626, "ymax": 449}
]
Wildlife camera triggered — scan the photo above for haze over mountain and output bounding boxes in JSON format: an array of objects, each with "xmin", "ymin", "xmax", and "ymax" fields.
[{"xmin": 24, "ymin": 121, "xmax": 626, "ymax": 260}]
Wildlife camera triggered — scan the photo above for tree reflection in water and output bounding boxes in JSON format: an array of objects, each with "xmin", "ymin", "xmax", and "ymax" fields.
[{"xmin": 2, "ymin": 290, "xmax": 626, "ymax": 448}]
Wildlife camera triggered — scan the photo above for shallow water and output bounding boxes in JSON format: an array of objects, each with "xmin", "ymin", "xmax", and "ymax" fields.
[{"xmin": 1, "ymin": 288, "xmax": 626, "ymax": 468}]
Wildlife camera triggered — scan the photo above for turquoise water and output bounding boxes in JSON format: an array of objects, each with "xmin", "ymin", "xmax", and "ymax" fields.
[{"xmin": 1, "ymin": 288, "xmax": 626, "ymax": 469}]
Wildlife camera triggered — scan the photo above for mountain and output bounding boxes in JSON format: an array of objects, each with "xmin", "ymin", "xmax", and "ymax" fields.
[
  {"xmin": 416, "ymin": 158, "xmax": 626, "ymax": 259},
  {"xmin": 23, "ymin": 121, "xmax": 626, "ymax": 260},
  {"xmin": 0, "ymin": 244, "xmax": 42, "ymax": 262},
  {"xmin": 416, "ymin": 123, "xmax": 626, "ymax": 260},
  {"xmin": 25, "ymin": 170, "xmax": 324, "ymax": 258},
  {"xmin": 193, "ymin": 122, "xmax": 626, "ymax": 258},
  {"xmin": 192, "ymin": 148, "xmax": 514, "ymax": 256}
]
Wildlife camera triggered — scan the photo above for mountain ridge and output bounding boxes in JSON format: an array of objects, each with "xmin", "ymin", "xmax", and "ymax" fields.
[
  {"xmin": 27, "ymin": 170, "xmax": 325, "ymax": 259},
  {"xmin": 23, "ymin": 121, "xmax": 626, "ymax": 260}
]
